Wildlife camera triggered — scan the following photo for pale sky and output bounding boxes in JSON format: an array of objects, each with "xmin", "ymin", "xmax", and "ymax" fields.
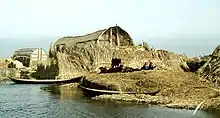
[{"xmin": 0, "ymin": 0, "xmax": 219, "ymax": 57}]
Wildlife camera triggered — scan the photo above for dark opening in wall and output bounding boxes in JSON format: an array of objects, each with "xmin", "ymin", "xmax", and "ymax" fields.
[{"xmin": 15, "ymin": 57, "xmax": 30, "ymax": 67}]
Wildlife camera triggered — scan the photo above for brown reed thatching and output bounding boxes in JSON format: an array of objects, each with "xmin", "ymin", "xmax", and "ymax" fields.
[
  {"xmin": 12, "ymin": 48, "xmax": 47, "ymax": 67},
  {"xmin": 45, "ymin": 25, "xmax": 188, "ymax": 79},
  {"xmin": 198, "ymin": 45, "xmax": 220, "ymax": 84},
  {"xmin": 31, "ymin": 58, "xmax": 59, "ymax": 79},
  {"xmin": 54, "ymin": 26, "xmax": 134, "ymax": 48},
  {"xmin": 0, "ymin": 58, "xmax": 8, "ymax": 69}
]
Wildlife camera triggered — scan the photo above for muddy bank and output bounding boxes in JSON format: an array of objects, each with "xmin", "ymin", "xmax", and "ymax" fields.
[{"xmin": 81, "ymin": 70, "xmax": 220, "ymax": 110}]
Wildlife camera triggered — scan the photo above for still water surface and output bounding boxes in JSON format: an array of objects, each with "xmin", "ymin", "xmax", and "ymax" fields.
[{"xmin": 0, "ymin": 83, "xmax": 220, "ymax": 118}]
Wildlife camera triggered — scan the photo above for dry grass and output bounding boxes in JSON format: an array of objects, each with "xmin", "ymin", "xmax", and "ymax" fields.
[
  {"xmin": 49, "ymin": 44, "xmax": 188, "ymax": 79},
  {"xmin": 31, "ymin": 58, "xmax": 58, "ymax": 79},
  {"xmin": 86, "ymin": 70, "xmax": 203, "ymax": 93},
  {"xmin": 0, "ymin": 58, "xmax": 8, "ymax": 68},
  {"xmin": 198, "ymin": 45, "xmax": 220, "ymax": 84},
  {"xmin": 47, "ymin": 28, "xmax": 188, "ymax": 79},
  {"xmin": 84, "ymin": 70, "xmax": 220, "ymax": 109}
]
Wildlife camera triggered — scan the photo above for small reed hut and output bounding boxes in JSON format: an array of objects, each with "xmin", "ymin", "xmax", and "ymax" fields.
[
  {"xmin": 53, "ymin": 25, "xmax": 134, "ymax": 53},
  {"xmin": 47, "ymin": 25, "xmax": 134, "ymax": 77},
  {"xmin": 12, "ymin": 48, "xmax": 47, "ymax": 67},
  {"xmin": 44, "ymin": 25, "xmax": 187, "ymax": 79}
]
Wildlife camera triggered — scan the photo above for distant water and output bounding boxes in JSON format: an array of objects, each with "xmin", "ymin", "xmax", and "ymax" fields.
[{"xmin": 0, "ymin": 83, "xmax": 219, "ymax": 118}]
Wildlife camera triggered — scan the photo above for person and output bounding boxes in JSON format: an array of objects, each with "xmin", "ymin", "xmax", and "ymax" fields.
[
  {"xmin": 148, "ymin": 62, "xmax": 156, "ymax": 70},
  {"xmin": 99, "ymin": 67, "xmax": 108, "ymax": 73},
  {"xmin": 141, "ymin": 62, "xmax": 149, "ymax": 70},
  {"xmin": 111, "ymin": 58, "xmax": 122, "ymax": 68},
  {"xmin": 141, "ymin": 62, "xmax": 156, "ymax": 70}
]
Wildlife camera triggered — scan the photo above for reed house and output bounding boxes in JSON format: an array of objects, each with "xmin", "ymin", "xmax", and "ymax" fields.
[
  {"xmin": 47, "ymin": 25, "xmax": 135, "ymax": 78},
  {"xmin": 53, "ymin": 25, "xmax": 134, "ymax": 53},
  {"xmin": 12, "ymin": 48, "xmax": 47, "ymax": 67}
]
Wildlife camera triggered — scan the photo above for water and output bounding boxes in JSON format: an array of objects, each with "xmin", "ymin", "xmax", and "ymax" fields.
[{"xmin": 0, "ymin": 83, "xmax": 219, "ymax": 118}]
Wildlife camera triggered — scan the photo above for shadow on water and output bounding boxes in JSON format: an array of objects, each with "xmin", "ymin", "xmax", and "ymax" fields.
[
  {"xmin": 41, "ymin": 85, "xmax": 61, "ymax": 94},
  {"xmin": 41, "ymin": 84, "xmax": 87, "ymax": 101},
  {"xmin": 41, "ymin": 83, "xmax": 106, "ymax": 100}
]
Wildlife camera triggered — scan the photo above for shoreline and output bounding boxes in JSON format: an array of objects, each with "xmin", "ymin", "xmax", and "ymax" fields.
[
  {"xmin": 58, "ymin": 83, "xmax": 220, "ymax": 111},
  {"xmin": 91, "ymin": 89, "xmax": 220, "ymax": 110},
  {"xmin": 1, "ymin": 75, "xmax": 220, "ymax": 111},
  {"xmin": 1, "ymin": 68, "xmax": 220, "ymax": 111},
  {"xmin": 80, "ymin": 70, "xmax": 220, "ymax": 111}
]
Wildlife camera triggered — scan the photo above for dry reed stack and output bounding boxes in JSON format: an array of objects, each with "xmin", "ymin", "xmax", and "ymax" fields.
[
  {"xmin": 198, "ymin": 45, "xmax": 220, "ymax": 83},
  {"xmin": 45, "ymin": 25, "xmax": 188, "ymax": 79}
]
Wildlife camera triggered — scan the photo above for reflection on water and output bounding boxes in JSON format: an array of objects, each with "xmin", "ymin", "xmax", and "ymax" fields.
[
  {"xmin": 0, "ymin": 83, "xmax": 219, "ymax": 118},
  {"xmin": 42, "ymin": 84, "xmax": 85, "ymax": 101}
]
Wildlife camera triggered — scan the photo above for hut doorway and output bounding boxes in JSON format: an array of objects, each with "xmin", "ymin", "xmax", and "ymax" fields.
[{"xmin": 15, "ymin": 56, "xmax": 30, "ymax": 67}]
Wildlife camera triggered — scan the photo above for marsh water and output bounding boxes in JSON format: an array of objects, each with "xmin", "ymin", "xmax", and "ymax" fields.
[{"xmin": 0, "ymin": 83, "xmax": 220, "ymax": 118}]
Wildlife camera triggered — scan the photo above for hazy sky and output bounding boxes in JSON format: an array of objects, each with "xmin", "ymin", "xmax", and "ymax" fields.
[{"xmin": 0, "ymin": 0, "xmax": 219, "ymax": 57}]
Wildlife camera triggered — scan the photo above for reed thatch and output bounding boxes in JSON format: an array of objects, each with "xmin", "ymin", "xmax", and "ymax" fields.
[
  {"xmin": 198, "ymin": 45, "xmax": 220, "ymax": 84},
  {"xmin": 54, "ymin": 26, "xmax": 134, "ymax": 48},
  {"xmin": 45, "ymin": 25, "xmax": 188, "ymax": 79},
  {"xmin": 12, "ymin": 48, "xmax": 47, "ymax": 67},
  {"xmin": 84, "ymin": 70, "xmax": 220, "ymax": 110},
  {"xmin": 0, "ymin": 58, "xmax": 8, "ymax": 69}
]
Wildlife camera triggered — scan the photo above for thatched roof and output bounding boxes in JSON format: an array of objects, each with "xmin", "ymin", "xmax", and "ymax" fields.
[
  {"xmin": 13, "ymin": 48, "xmax": 40, "ymax": 57},
  {"xmin": 13, "ymin": 48, "xmax": 47, "ymax": 58},
  {"xmin": 55, "ymin": 29, "xmax": 106, "ymax": 45},
  {"xmin": 54, "ymin": 26, "xmax": 133, "ymax": 46}
]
